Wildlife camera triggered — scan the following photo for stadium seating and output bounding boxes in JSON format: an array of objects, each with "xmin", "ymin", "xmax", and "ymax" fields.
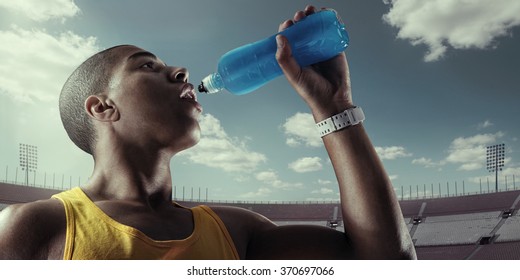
[
  {"xmin": 414, "ymin": 244, "xmax": 476, "ymax": 260},
  {"xmin": 495, "ymin": 214, "xmax": 520, "ymax": 242},
  {"xmin": 413, "ymin": 213, "xmax": 500, "ymax": 246},
  {"xmin": 0, "ymin": 182, "xmax": 59, "ymax": 205},
  {"xmin": 469, "ymin": 241, "xmax": 520, "ymax": 260}
]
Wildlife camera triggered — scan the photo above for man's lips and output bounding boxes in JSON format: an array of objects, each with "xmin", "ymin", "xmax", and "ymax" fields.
[
  {"xmin": 180, "ymin": 84, "xmax": 203, "ymax": 112},
  {"xmin": 180, "ymin": 84, "xmax": 198, "ymax": 101}
]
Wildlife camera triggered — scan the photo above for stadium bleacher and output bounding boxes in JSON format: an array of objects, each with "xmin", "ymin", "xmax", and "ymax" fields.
[
  {"xmin": 414, "ymin": 244, "xmax": 477, "ymax": 260},
  {"xmin": 495, "ymin": 214, "xmax": 520, "ymax": 242},
  {"xmin": 412, "ymin": 214, "xmax": 500, "ymax": 246},
  {"xmin": 1, "ymin": 182, "xmax": 520, "ymax": 259},
  {"xmin": 469, "ymin": 241, "xmax": 520, "ymax": 260}
]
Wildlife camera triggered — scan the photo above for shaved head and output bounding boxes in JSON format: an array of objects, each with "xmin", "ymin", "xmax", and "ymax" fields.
[{"xmin": 59, "ymin": 45, "xmax": 129, "ymax": 154}]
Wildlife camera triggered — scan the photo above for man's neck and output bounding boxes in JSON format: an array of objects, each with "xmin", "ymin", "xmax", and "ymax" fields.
[{"xmin": 84, "ymin": 142, "xmax": 174, "ymax": 208}]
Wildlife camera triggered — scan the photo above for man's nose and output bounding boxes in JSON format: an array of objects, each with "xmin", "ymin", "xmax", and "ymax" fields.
[{"xmin": 169, "ymin": 67, "xmax": 189, "ymax": 83}]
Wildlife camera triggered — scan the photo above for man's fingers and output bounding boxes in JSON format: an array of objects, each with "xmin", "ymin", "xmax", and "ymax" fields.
[
  {"xmin": 304, "ymin": 5, "xmax": 317, "ymax": 16},
  {"xmin": 275, "ymin": 35, "xmax": 302, "ymax": 87},
  {"xmin": 278, "ymin": 19, "xmax": 294, "ymax": 32},
  {"xmin": 293, "ymin": 10, "xmax": 306, "ymax": 22},
  {"xmin": 278, "ymin": 5, "xmax": 318, "ymax": 33}
]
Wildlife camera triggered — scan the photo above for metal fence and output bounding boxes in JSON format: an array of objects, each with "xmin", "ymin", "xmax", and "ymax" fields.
[
  {"xmin": 1, "ymin": 165, "xmax": 518, "ymax": 204},
  {"xmin": 1, "ymin": 165, "xmax": 86, "ymax": 191},
  {"xmin": 398, "ymin": 175, "xmax": 518, "ymax": 200}
]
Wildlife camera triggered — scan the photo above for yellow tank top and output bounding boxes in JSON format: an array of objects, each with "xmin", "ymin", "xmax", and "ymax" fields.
[{"xmin": 52, "ymin": 187, "xmax": 239, "ymax": 260}]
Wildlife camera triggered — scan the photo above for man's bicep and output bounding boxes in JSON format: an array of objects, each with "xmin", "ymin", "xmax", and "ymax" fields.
[
  {"xmin": 0, "ymin": 204, "xmax": 35, "ymax": 259},
  {"xmin": 246, "ymin": 224, "xmax": 355, "ymax": 260},
  {"xmin": 0, "ymin": 201, "xmax": 64, "ymax": 259}
]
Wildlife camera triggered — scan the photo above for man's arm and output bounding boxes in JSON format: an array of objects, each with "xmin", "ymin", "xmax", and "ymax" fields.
[
  {"xmin": 247, "ymin": 224, "xmax": 355, "ymax": 259},
  {"xmin": 261, "ymin": 5, "xmax": 415, "ymax": 259},
  {"xmin": 0, "ymin": 200, "xmax": 65, "ymax": 259},
  {"xmin": 212, "ymin": 205, "xmax": 355, "ymax": 260}
]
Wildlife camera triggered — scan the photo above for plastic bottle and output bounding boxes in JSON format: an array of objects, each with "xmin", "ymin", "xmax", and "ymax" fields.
[{"xmin": 198, "ymin": 9, "xmax": 349, "ymax": 95}]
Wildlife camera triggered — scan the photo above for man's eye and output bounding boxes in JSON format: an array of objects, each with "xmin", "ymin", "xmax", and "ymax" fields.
[{"xmin": 141, "ymin": 62, "xmax": 155, "ymax": 69}]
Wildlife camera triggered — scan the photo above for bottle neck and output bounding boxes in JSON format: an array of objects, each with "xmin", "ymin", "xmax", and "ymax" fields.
[{"xmin": 198, "ymin": 73, "xmax": 224, "ymax": 94}]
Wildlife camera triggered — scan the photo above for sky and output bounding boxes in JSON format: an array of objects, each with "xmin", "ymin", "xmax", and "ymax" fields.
[{"xmin": 0, "ymin": 0, "xmax": 519, "ymax": 202}]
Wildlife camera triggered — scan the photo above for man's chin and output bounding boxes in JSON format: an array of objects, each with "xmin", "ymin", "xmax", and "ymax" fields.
[{"xmin": 176, "ymin": 129, "xmax": 201, "ymax": 153}]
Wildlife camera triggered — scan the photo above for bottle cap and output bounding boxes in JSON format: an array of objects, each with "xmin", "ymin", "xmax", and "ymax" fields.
[
  {"xmin": 198, "ymin": 73, "xmax": 223, "ymax": 94},
  {"xmin": 198, "ymin": 82, "xmax": 208, "ymax": 93}
]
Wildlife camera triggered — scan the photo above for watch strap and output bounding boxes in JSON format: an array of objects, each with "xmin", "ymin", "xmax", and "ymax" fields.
[{"xmin": 316, "ymin": 106, "xmax": 365, "ymax": 137}]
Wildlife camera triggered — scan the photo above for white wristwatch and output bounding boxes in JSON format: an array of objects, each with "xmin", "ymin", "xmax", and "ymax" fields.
[{"xmin": 316, "ymin": 107, "xmax": 365, "ymax": 137}]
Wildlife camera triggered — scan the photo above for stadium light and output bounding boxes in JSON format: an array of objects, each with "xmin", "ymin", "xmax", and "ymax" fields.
[
  {"xmin": 486, "ymin": 143, "xmax": 505, "ymax": 192},
  {"xmin": 19, "ymin": 143, "xmax": 38, "ymax": 186}
]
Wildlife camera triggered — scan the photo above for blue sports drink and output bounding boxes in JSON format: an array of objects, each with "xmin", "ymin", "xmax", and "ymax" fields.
[{"xmin": 198, "ymin": 9, "xmax": 349, "ymax": 95}]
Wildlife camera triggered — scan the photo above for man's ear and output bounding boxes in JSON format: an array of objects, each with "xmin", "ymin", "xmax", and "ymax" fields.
[{"xmin": 84, "ymin": 95, "xmax": 120, "ymax": 122}]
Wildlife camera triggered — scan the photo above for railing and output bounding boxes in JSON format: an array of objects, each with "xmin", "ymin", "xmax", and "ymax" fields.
[
  {"xmin": 398, "ymin": 176, "xmax": 518, "ymax": 201},
  {"xmin": 1, "ymin": 165, "xmax": 518, "ymax": 204},
  {"xmin": 1, "ymin": 165, "xmax": 87, "ymax": 191}
]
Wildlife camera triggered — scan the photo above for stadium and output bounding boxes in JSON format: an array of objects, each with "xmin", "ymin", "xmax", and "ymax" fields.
[{"xmin": 2, "ymin": 180, "xmax": 520, "ymax": 260}]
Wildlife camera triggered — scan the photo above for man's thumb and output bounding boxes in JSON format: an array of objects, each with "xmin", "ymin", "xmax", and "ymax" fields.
[{"xmin": 275, "ymin": 35, "xmax": 301, "ymax": 85}]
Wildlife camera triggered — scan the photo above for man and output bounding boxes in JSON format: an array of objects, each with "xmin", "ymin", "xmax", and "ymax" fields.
[{"xmin": 0, "ymin": 5, "xmax": 416, "ymax": 259}]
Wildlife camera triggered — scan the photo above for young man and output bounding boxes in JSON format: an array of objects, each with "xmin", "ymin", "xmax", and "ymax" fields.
[{"xmin": 0, "ymin": 6, "xmax": 416, "ymax": 260}]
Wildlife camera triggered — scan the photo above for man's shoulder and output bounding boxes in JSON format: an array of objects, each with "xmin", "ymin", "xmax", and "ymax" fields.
[
  {"xmin": 208, "ymin": 205, "xmax": 275, "ymax": 230},
  {"xmin": 0, "ymin": 199, "xmax": 65, "ymax": 259},
  {"xmin": 1, "ymin": 198, "xmax": 64, "ymax": 223}
]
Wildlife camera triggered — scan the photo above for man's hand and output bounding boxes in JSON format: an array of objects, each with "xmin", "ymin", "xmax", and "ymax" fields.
[{"xmin": 275, "ymin": 5, "xmax": 354, "ymax": 122}]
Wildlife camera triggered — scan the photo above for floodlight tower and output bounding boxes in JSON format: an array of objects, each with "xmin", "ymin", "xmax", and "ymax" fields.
[
  {"xmin": 19, "ymin": 143, "xmax": 38, "ymax": 185},
  {"xmin": 486, "ymin": 144, "xmax": 505, "ymax": 192}
]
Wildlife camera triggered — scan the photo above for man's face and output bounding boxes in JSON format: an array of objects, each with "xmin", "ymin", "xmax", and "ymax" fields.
[{"xmin": 105, "ymin": 45, "xmax": 203, "ymax": 153}]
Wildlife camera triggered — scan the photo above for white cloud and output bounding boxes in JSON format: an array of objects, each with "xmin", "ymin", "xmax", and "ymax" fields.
[
  {"xmin": 413, "ymin": 132, "xmax": 509, "ymax": 172},
  {"xmin": 458, "ymin": 162, "xmax": 483, "ymax": 171},
  {"xmin": 282, "ymin": 112, "xmax": 322, "ymax": 147},
  {"xmin": 412, "ymin": 157, "xmax": 438, "ymax": 168},
  {"xmin": 468, "ymin": 166, "xmax": 520, "ymax": 185},
  {"xmin": 375, "ymin": 146, "xmax": 412, "ymax": 160},
  {"xmin": 388, "ymin": 174, "xmax": 399, "ymax": 181},
  {"xmin": 477, "ymin": 120, "xmax": 494, "ymax": 130},
  {"xmin": 0, "ymin": 0, "xmax": 100, "ymax": 180},
  {"xmin": 0, "ymin": 0, "xmax": 79, "ymax": 22},
  {"xmin": 311, "ymin": 187, "xmax": 334, "ymax": 195},
  {"xmin": 383, "ymin": 0, "xmax": 520, "ymax": 62},
  {"xmin": 317, "ymin": 179, "xmax": 333, "ymax": 185},
  {"xmin": 255, "ymin": 170, "xmax": 302, "ymax": 190},
  {"xmin": 288, "ymin": 157, "xmax": 323, "ymax": 173},
  {"xmin": 445, "ymin": 132, "xmax": 505, "ymax": 171},
  {"xmin": 232, "ymin": 175, "xmax": 251, "ymax": 183},
  {"xmin": 0, "ymin": 0, "xmax": 98, "ymax": 104},
  {"xmin": 180, "ymin": 114, "xmax": 267, "ymax": 172},
  {"xmin": 0, "ymin": 26, "xmax": 99, "ymax": 103},
  {"xmin": 255, "ymin": 170, "xmax": 278, "ymax": 182},
  {"xmin": 239, "ymin": 187, "xmax": 272, "ymax": 199}
]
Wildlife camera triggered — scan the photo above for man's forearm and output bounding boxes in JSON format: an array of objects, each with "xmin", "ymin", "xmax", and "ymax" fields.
[{"xmin": 322, "ymin": 123, "xmax": 416, "ymax": 259}]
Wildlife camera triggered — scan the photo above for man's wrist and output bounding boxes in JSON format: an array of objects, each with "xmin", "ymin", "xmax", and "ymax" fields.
[
  {"xmin": 316, "ymin": 106, "xmax": 365, "ymax": 137},
  {"xmin": 311, "ymin": 100, "xmax": 356, "ymax": 123}
]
